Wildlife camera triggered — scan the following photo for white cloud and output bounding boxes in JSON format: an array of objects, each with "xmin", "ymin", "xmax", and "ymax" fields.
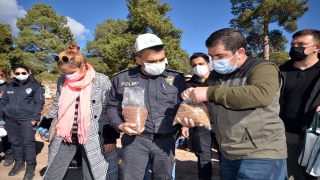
[
  {"xmin": 0, "ymin": 0, "xmax": 26, "ymax": 36},
  {"xmin": 66, "ymin": 16, "xmax": 89, "ymax": 40}
]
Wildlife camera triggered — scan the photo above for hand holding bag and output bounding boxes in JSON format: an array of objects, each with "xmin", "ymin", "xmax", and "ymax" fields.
[{"xmin": 298, "ymin": 113, "xmax": 320, "ymax": 177}]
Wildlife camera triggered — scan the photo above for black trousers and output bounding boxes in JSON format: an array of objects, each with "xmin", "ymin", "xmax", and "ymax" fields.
[
  {"xmin": 193, "ymin": 125, "xmax": 220, "ymax": 180},
  {"xmin": 6, "ymin": 120, "xmax": 36, "ymax": 164},
  {"xmin": 1, "ymin": 135, "xmax": 12, "ymax": 153},
  {"xmin": 119, "ymin": 134, "xmax": 175, "ymax": 180}
]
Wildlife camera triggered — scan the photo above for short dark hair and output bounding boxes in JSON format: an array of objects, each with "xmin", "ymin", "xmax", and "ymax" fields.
[
  {"xmin": 292, "ymin": 29, "xmax": 320, "ymax": 44},
  {"xmin": 136, "ymin": 45, "xmax": 164, "ymax": 57},
  {"xmin": 13, "ymin": 65, "xmax": 30, "ymax": 73},
  {"xmin": 190, "ymin": 52, "xmax": 210, "ymax": 65},
  {"xmin": 205, "ymin": 28, "xmax": 247, "ymax": 54}
]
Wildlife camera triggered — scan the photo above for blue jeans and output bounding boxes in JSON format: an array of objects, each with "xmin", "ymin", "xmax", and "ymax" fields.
[{"xmin": 221, "ymin": 156, "xmax": 288, "ymax": 180}]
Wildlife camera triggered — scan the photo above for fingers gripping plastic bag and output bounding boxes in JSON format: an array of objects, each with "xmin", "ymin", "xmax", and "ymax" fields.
[
  {"xmin": 173, "ymin": 99, "xmax": 211, "ymax": 130},
  {"xmin": 122, "ymin": 87, "xmax": 148, "ymax": 132}
]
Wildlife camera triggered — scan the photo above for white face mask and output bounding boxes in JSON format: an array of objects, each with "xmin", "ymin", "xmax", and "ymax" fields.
[
  {"xmin": 0, "ymin": 79, "xmax": 5, "ymax": 84},
  {"xmin": 15, "ymin": 75, "xmax": 29, "ymax": 81},
  {"xmin": 142, "ymin": 60, "xmax": 166, "ymax": 76},
  {"xmin": 193, "ymin": 65, "xmax": 209, "ymax": 77},
  {"xmin": 65, "ymin": 71, "xmax": 79, "ymax": 80}
]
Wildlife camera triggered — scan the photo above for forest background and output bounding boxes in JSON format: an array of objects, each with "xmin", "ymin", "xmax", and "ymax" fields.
[{"xmin": 0, "ymin": 0, "xmax": 319, "ymax": 83}]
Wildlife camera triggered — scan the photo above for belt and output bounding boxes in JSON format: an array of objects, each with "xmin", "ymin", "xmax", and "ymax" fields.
[{"xmin": 140, "ymin": 132, "xmax": 175, "ymax": 140}]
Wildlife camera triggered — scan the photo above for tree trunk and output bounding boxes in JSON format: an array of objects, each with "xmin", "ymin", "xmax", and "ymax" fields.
[{"xmin": 264, "ymin": 34, "xmax": 270, "ymax": 60}]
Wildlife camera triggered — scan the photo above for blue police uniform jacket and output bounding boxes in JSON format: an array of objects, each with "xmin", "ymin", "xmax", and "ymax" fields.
[
  {"xmin": 0, "ymin": 78, "xmax": 45, "ymax": 121},
  {"xmin": 106, "ymin": 65, "xmax": 186, "ymax": 134}
]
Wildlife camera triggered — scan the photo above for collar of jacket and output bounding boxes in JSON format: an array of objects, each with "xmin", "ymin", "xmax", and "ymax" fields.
[
  {"xmin": 280, "ymin": 59, "xmax": 320, "ymax": 71},
  {"xmin": 189, "ymin": 74, "xmax": 202, "ymax": 84}
]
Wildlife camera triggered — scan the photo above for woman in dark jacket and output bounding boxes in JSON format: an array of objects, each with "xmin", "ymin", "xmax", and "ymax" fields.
[
  {"xmin": 0, "ymin": 68, "xmax": 14, "ymax": 166},
  {"xmin": 0, "ymin": 65, "xmax": 45, "ymax": 180}
]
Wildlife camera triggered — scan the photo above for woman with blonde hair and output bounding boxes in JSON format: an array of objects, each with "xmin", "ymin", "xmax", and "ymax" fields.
[{"xmin": 42, "ymin": 50, "xmax": 119, "ymax": 180}]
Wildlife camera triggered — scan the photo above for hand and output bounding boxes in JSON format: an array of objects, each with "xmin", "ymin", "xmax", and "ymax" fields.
[
  {"xmin": 181, "ymin": 88, "xmax": 194, "ymax": 100},
  {"xmin": 118, "ymin": 122, "xmax": 144, "ymax": 136},
  {"xmin": 104, "ymin": 143, "xmax": 116, "ymax": 153},
  {"xmin": 189, "ymin": 87, "xmax": 209, "ymax": 103},
  {"xmin": 180, "ymin": 127, "xmax": 189, "ymax": 138},
  {"xmin": 31, "ymin": 121, "xmax": 37, "ymax": 126},
  {"xmin": 176, "ymin": 117, "xmax": 203, "ymax": 128},
  {"xmin": 41, "ymin": 136, "xmax": 49, "ymax": 142},
  {"xmin": 316, "ymin": 106, "xmax": 320, "ymax": 116}
]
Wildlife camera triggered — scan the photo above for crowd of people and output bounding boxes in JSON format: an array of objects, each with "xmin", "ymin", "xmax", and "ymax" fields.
[{"xmin": 0, "ymin": 28, "xmax": 319, "ymax": 180}]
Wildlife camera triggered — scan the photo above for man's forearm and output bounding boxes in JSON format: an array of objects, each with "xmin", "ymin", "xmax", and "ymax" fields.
[{"xmin": 207, "ymin": 63, "xmax": 280, "ymax": 110}]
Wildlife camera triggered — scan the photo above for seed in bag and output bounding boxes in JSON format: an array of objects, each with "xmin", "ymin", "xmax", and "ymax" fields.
[
  {"xmin": 122, "ymin": 106, "xmax": 148, "ymax": 132},
  {"xmin": 122, "ymin": 87, "xmax": 148, "ymax": 132},
  {"xmin": 173, "ymin": 99, "xmax": 211, "ymax": 130}
]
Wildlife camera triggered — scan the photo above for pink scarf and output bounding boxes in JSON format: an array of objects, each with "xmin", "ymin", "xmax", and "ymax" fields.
[{"xmin": 56, "ymin": 64, "xmax": 96, "ymax": 144}]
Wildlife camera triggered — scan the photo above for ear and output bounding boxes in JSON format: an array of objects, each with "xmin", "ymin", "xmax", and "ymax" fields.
[
  {"xmin": 237, "ymin": 47, "xmax": 246, "ymax": 58},
  {"xmin": 135, "ymin": 56, "xmax": 142, "ymax": 65},
  {"xmin": 315, "ymin": 43, "xmax": 320, "ymax": 52}
]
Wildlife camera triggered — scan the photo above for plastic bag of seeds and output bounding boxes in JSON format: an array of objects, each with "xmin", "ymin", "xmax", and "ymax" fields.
[
  {"xmin": 122, "ymin": 87, "xmax": 148, "ymax": 132},
  {"xmin": 173, "ymin": 99, "xmax": 211, "ymax": 130}
]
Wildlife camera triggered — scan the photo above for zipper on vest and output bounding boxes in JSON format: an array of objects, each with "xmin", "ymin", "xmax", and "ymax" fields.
[{"xmin": 244, "ymin": 126, "xmax": 258, "ymax": 149}]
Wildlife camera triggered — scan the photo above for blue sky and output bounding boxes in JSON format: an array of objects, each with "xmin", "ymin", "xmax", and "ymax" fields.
[{"xmin": 1, "ymin": 0, "xmax": 319, "ymax": 56}]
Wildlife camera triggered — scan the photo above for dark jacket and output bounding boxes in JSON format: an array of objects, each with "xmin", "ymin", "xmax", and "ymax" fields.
[
  {"xmin": 279, "ymin": 59, "xmax": 320, "ymax": 135},
  {"xmin": 0, "ymin": 82, "xmax": 8, "ymax": 93},
  {"xmin": 186, "ymin": 75, "xmax": 202, "ymax": 88},
  {"xmin": 106, "ymin": 66, "xmax": 186, "ymax": 134},
  {"xmin": 0, "ymin": 82, "xmax": 8, "ymax": 100},
  {"xmin": 0, "ymin": 77, "xmax": 45, "ymax": 121}
]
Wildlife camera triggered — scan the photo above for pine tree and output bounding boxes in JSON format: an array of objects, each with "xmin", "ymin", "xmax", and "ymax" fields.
[
  {"xmin": 230, "ymin": 0, "xmax": 308, "ymax": 60},
  {"xmin": 0, "ymin": 24, "xmax": 14, "ymax": 72},
  {"xmin": 86, "ymin": 0, "xmax": 191, "ymax": 77},
  {"xmin": 14, "ymin": 3, "xmax": 74, "ymax": 74}
]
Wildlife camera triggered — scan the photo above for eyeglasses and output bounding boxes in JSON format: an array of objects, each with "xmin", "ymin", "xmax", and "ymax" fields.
[
  {"xmin": 15, "ymin": 72, "xmax": 27, "ymax": 75},
  {"xmin": 55, "ymin": 56, "xmax": 71, "ymax": 62}
]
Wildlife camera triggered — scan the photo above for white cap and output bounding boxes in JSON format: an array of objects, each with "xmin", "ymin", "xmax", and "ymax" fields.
[
  {"xmin": 135, "ymin": 33, "xmax": 165, "ymax": 52},
  {"xmin": 185, "ymin": 75, "xmax": 192, "ymax": 78}
]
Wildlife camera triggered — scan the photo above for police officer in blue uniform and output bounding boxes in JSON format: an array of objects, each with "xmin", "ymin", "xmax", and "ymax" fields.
[
  {"xmin": 0, "ymin": 65, "xmax": 44, "ymax": 180},
  {"xmin": 106, "ymin": 33, "xmax": 186, "ymax": 180}
]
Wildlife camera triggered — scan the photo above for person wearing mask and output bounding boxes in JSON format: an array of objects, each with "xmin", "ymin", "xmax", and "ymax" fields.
[
  {"xmin": 180, "ymin": 52, "xmax": 220, "ymax": 180},
  {"xmin": 0, "ymin": 65, "xmax": 45, "ymax": 180},
  {"xmin": 106, "ymin": 33, "xmax": 186, "ymax": 180},
  {"xmin": 0, "ymin": 68, "xmax": 13, "ymax": 167},
  {"xmin": 181, "ymin": 28, "xmax": 287, "ymax": 179},
  {"xmin": 279, "ymin": 29, "xmax": 320, "ymax": 180},
  {"xmin": 42, "ymin": 50, "xmax": 119, "ymax": 180}
]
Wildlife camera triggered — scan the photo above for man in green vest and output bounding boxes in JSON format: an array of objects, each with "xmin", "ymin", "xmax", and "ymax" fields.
[{"xmin": 180, "ymin": 28, "xmax": 288, "ymax": 179}]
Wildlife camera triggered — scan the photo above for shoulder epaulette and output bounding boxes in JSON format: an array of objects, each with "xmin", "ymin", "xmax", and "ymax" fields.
[
  {"xmin": 113, "ymin": 68, "xmax": 131, "ymax": 76},
  {"xmin": 166, "ymin": 68, "xmax": 184, "ymax": 74}
]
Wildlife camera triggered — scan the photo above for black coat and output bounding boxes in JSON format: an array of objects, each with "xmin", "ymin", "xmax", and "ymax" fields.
[
  {"xmin": 279, "ymin": 59, "xmax": 320, "ymax": 136},
  {"xmin": 0, "ymin": 78, "xmax": 45, "ymax": 121}
]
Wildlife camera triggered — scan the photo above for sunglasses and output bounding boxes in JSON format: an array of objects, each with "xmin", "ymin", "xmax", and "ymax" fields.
[
  {"xmin": 15, "ymin": 72, "xmax": 27, "ymax": 75},
  {"xmin": 55, "ymin": 56, "xmax": 74, "ymax": 62}
]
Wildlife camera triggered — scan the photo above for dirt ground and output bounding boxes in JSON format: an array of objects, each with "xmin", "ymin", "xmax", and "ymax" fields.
[{"xmin": 0, "ymin": 83, "xmax": 222, "ymax": 180}]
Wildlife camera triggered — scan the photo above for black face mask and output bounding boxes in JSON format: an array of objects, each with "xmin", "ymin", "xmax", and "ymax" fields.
[{"xmin": 289, "ymin": 47, "xmax": 308, "ymax": 61}]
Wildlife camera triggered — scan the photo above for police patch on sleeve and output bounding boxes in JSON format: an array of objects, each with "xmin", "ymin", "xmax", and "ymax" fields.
[{"xmin": 26, "ymin": 88, "xmax": 32, "ymax": 94}]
